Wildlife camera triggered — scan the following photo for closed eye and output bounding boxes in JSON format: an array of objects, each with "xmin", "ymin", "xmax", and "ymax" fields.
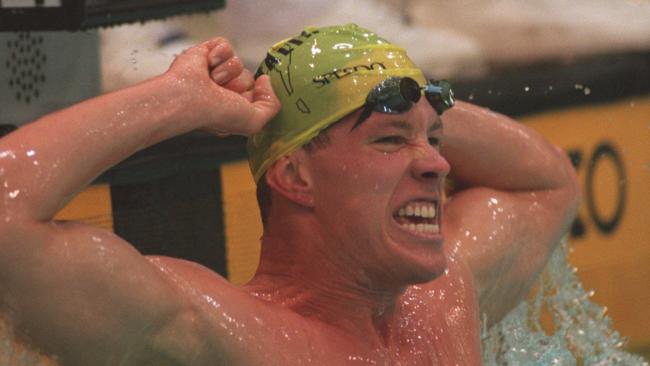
[{"xmin": 375, "ymin": 136, "xmax": 408, "ymax": 145}]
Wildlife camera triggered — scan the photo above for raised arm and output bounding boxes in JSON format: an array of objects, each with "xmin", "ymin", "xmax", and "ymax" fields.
[
  {"xmin": 1, "ymin": 38, "xmax": 277, "ymax": 222},
  {"xmin": 440, "ymin": 101, "xmax": 580, "ymax": 326},
  {"xmin": 0, "ymin": 38, "xmax": 279, "ymax": 365}
]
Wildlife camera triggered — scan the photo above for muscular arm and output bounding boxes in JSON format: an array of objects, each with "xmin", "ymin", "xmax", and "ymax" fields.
[
  {"xmin": 441, "ymin": 101, "xmax": 580, "ymax": 326},
  {"xmin": 1, "ymin": 38, "xmax": 276, "ymax": 222},
  {"xmin": 0, "ymin": 38, "xmax": 278, "ymax": 365}
]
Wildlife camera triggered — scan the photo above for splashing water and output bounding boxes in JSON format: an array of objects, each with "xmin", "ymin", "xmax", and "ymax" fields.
[
  {"xmin": 0, "ymin": 318, "xmax": 58, "ymax": 366},
  {"xmin": 482, "ymin": 237, "xmax": 648, "ymax": 366}
]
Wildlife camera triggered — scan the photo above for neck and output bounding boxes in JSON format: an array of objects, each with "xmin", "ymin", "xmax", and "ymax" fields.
[{"xmin": 245, "ymin": 212, "xmax": 406, "ymax": 347}]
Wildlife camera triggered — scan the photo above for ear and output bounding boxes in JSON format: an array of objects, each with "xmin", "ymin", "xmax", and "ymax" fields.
[{"xmin": 265, "ymin": 154, "xmax": 315, "ymax": 208}]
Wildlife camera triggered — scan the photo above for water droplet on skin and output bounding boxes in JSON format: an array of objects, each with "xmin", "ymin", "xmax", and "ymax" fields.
[
  {"xmin": 253, "ymin": 316, "xmax": 264, "ymax": 326},
  {"xmin": 0, "ymin": 150, "xmax": 17, "ymax": 159},
  {"xmin": 8, "ymin": 189, "xmax": 20, "ymax": 198}
]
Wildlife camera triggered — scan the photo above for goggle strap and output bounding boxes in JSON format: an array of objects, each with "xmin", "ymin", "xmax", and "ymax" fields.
[{"xmin": 353, "ymin": 104, "xmax": 375, "ymax": 130}]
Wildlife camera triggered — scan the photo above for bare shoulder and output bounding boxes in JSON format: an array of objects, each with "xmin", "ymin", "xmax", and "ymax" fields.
[
  {"xmin": 412, "ymin": 250, "xmax": 480, "ymax": 322},
  {"xmin": 144, "ymin": 256, "xmax": 328, "ymax": 365},
  {"xmin": 144, "ymin": 255, "xmax": 272, "ymax": 320},
  {"xmin": 401, "ymin": 253, "xmax": 483, "ymax": 364},
  {"xmin": 146, "ymin": 255, "xmax": 235, "ymax": 293},
  {"xmin": 141, "ymin": 255, "xmax": 264, "ymax": 363}
]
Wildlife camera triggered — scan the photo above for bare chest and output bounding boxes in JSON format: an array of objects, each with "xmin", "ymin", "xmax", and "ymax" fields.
[{"xmin": 238, "ymin": 297, "xmax": 483, "ymax": 366}]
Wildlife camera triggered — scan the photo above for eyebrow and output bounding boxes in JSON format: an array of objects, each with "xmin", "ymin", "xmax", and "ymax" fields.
[{"xmin": 351, "ymin": 116, "xmax": 443, "ymax": 134}]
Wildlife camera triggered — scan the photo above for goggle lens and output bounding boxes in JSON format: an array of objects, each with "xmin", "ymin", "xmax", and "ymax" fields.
[
  {"xmin": 424, "ymin": 80, "xmax": 455, "ymax": 115},
  {"xmin": 354, "ymin": 76, "xmax": 455, "ymax": 129},
  {"xmin": 366, "ymin": 76, "xmax": 454, "ymax": 115}
]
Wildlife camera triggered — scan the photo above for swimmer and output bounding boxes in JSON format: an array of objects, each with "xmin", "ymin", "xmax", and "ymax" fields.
[{"xmin": 0, "ymin": 25, "xmax": 580, "ymax": 365}]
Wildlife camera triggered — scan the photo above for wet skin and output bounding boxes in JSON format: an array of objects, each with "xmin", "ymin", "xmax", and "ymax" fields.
[
  {"xmin": 0, "ymin": 38, "xmax": 579, "ymax": 365},
  {"xmin": 234, "ymin": 99, "xmax": 483, "ymax": 364},
  {"xmin": 298, "ymin": 106, "xmax": 450, "ymax": 287}
]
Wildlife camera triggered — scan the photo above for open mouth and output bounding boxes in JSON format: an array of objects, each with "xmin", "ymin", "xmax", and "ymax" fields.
[{"xmin": 393, "ymin": 200, "xmax": 440, "ymax": 236}]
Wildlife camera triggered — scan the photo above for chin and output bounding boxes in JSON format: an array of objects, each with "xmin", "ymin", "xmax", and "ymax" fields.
[
  {"xmin": 405, "ymin": 254, "xmax": 448, "ymax": 284},
  {"xmin": 381, "ymin": 234, "xmax": 448, "ymax": 286}
]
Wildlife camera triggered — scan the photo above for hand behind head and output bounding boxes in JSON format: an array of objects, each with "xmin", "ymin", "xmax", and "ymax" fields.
[{"xmin": 166, "ymin": 37, "xmax": 280, "ymax": 136}]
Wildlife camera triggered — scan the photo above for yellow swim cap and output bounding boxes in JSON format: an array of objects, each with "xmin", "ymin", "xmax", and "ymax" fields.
[{"xmin": 247, "ymin": 24, "xmax": 425, "ymax": 182}]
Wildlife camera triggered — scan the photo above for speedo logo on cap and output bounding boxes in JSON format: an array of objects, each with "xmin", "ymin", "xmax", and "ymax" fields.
[
  {"xmin": 313, "ymin": 62, "xmax": 386, "ymax": 87},
  {"xmin": 255, "ymin": 29, "xmax": 320, "ymax": 77}
]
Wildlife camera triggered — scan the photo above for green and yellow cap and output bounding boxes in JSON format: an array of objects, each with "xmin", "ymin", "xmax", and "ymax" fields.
[{"xmin": 247, "ymin": 24, "xmax": 425, "ymax": 182}]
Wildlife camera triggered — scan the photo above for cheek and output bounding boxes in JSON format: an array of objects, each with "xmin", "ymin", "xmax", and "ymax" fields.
[{"xmin": 314, "ymin": 150, "xmax": 410, "ymax": 210}]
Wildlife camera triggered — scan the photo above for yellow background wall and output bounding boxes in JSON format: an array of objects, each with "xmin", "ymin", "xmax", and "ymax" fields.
[
  {"xmin": 55, "ymin": 184, "xmax": 113, "ymax": 230},
  {"xmin": 221, "ymin": 161, "xmax": 263, "ymax": 285},
  {"xmin": 522, "ymin": 96, "xmax": 650, "ymax": 351}
]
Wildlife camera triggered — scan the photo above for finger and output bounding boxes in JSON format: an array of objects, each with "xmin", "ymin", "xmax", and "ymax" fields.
[
  {"xmin": 222, "ymin": 69, "xmax": 255, "ymax": 100},
  {"xmin": 207, "ymin": 40, "xmax": 234, "ymax": 69},
  {"xmin": 170, "ymin": 37, "xmax": 229, "ymax": 70},
  {"xmin": 210, "ymin": 56, "xmax": 244, "ymax": 85},
  {"xmin": 249, "ymin": 75, "xmax": 281, "ymax": 131},
  {"xmin": 200, "ymin": 36, "xmax": 228, "ymax": 50},
  {"xmin": 241, "ymin": 90, "xmax": 254, "ymax": 102}
]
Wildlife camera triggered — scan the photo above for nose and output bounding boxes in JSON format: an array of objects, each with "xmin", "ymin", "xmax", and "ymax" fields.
[{"xmin": 410, "ymin": 145, "xmax": 450, "ymax": 182}]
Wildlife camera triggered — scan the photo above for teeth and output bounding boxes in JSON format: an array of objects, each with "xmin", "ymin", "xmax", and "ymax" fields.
[
  {"xmin": 400, "ymin": 223, "xmax": 440, "ymax": 234},
  {"xmin": 406, "ymin": 206, "xmax": 414, "ymax": 216},
  {"xmin": 397, "ymin": 202, "xmax": 436, "ymax": 219}
]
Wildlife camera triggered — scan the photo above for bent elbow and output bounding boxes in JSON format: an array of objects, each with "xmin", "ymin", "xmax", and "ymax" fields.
[
  {"xmin": 559, "ymin": 147, "xmax": 581, "ymax": 214},
  {"xmin": 568, "ymin": 170, "xmax": 582, "ymax": 215}
]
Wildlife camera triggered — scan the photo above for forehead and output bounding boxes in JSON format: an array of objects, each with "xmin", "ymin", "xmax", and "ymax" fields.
[
  {"xmin": 338, "ymin": 101, "xmax": 442, "ymax": 135},
  {"xmin": 369, "ymin": 116, "xmax": 443, "ymax": 133}
]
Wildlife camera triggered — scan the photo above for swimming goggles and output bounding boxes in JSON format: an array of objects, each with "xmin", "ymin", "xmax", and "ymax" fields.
[{"xmin": 355, "ymin": 77, "xmax": 455, "ymax": 128}]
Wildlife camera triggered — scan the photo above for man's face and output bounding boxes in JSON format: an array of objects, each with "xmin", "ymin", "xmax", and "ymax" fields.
[{"xmin": 302, "ymin": 98, "xmax": 450, "ymax": 287}]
